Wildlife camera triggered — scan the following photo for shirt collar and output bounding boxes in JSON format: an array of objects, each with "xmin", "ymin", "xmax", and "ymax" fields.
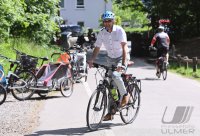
[
  {"xmin": 112, "ymin": 25, "xmax": 117, "ymax": 32},
  {"xmin": 104, "ymin": 25, "xmax": 116, "ymax": 33}
]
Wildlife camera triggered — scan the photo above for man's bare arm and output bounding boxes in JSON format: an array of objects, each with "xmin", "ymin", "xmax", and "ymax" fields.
[
  {"xmin": 88, "ymin": 47, "xmax": 100, "ymax": 68},
  {"xmin": 121, "ymin": 42, "xmax": 128, "ymax": 65}
]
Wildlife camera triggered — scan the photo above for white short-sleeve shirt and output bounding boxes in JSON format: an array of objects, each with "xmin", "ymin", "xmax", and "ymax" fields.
[{"xmin": 95, "ymin": 25, "xmax": 128, "ymax": 58}]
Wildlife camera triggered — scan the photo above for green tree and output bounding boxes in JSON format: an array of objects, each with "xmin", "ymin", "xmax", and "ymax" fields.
[
  {"xmin": 0, "ymin": 0, "xmax": 24, "ymax": 41},
  {"xmin": 113, "ymin": 0, "xmax": 149, "ymax": 28},
  {"xmin": 0, "ymin": 0, "xmax": 60, "ymax": 44},
  {"xmin": 143, "ymin": 0, "xmax": 200, "ymax": 39}
]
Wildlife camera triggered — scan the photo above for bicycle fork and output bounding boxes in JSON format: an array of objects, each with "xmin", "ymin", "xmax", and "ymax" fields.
[{"xmin": 93, "ymin": 84, "xmax": 107, "ymax": 111}]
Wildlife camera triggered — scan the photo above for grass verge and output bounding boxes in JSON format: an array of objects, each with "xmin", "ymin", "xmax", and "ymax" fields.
[
  {"xmin": 169, "ymin": 62, "xmax": 200, "ymax": 82},
  {"xmin": 0, "ymin": 38, "xmax": 60, "ymax": 73}
]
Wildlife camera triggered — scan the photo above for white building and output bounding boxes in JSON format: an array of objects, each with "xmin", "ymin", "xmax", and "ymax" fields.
[{"xmin": 59, "ymin": 0, "xmax": 112, "ymax": 29}]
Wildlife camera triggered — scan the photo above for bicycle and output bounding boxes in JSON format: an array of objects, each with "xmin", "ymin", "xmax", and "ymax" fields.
[
  {"xmin": 86, "ymin": 63, "xmax": 141, "ymax": 131},
  {"xmin": 149, "ymin": 46, "xmax": 168, "ymax": 80},
  {"xmin": 156, "ymin": 56, "xmax": 168, "ymax": 80},
  {"xmin": 69, "ymin": 45, "xmax": 88, "ymax": 82},
  {"xmin": 0, "ymin": 54, "xmax": 36, "ymax": 101},
  {"xmin": 13, "ymin": 48, "xmax": 49, "ymax": 73},
  {"xmin": 0, "ymin": 67, "xmax": 6, "ymax": 105}
]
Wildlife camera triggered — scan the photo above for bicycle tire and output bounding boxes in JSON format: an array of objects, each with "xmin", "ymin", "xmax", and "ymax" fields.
[
  {"xmin": 84, "ymin": 64, "xmax": 88, "ymax": 82},
  {"xmin": 120, "ymin": 84, "xmax": 140, "ymax": 124},
  {"xmin": 162, "ymin": 63, "xmax": 167, "ymax": 80},
  {"xmin": 60, "ymin": 77, "xmax": 74, "ymax": 97},
  {"xmin": 162, "ymin": 69, "xmax": 167, "ymax": 80},
  {"xmin": 86, "ymin": 87, "xmax": 107, "ymax": 131},
  {"xmin": 11, "ymin": 70, "xmax": 37, "ymax": 101},
  {"xmin": 38, "ymin": 92, "xmax": 49, "ymax": 98},
  {"xmin": 0, "ymin": 85, "xmax": 7, "ymax": 105}
]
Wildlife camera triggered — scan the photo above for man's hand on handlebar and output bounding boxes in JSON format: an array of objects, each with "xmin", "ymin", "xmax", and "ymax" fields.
[
  {"xmin": 149, "ymin": 46, "xmax": 157, "ymax": 51},
  {"xmin": 116, "ymin": 65, "xmax": 126, "ymax": 72}
]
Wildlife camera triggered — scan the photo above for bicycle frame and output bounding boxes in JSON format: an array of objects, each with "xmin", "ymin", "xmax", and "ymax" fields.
[
  {"xmin": 93, "ymin": 64, "xmax": 138, "ymax": 113},
  {"xmin": 87, "ymin": 63, "xmax": 142, "ymax": 130},
  {"xmin": 157, "ymin": 56, "xmax": 167, "ymax": 72},
  {"xmin": 0, "ymin": 55, "xmax": 28, "ymax": 90},
  {"xmin": 6, "ymin": 71, "xmax": 27, "ymax": 89}
]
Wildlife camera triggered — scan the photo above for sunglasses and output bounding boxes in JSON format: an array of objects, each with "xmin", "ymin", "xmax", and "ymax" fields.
[{"xmin": 103, "ymin": 20, "xmax": 112, "ymax": 23}]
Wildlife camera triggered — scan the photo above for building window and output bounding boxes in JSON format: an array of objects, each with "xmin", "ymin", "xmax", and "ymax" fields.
[
  {"xmin": 59, "ymin": 0, "xmax": 64, "ymax": 8},
  {"xmin": 76, "ymin": 0, "xmax": 84, "ymax": 8},
  {"xmin": 78, "ymin": 21, "xmax": 84, "ymax": 27}
]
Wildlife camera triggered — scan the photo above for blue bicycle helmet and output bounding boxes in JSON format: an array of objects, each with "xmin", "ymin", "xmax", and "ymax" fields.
[{"xmin": 102, "ymin": 11, "xmax": 115, "ymax": 21}]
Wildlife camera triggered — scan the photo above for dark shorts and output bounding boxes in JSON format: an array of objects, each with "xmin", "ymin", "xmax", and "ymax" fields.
[{"xmin": 157, "ymin": 47, "xmax": 168, "ymax": 58}]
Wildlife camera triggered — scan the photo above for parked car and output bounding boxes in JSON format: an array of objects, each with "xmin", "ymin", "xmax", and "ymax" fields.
[{"xmin": 60, "ymin": 25, "xmax": 83, "ymax": 37}]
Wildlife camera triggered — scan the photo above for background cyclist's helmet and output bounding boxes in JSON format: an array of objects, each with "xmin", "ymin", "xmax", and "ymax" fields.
[
  {"xmin": 158, "ymin": 25, "xmax": 165, "ymax": 30},
  {"xmin": 102, "ymin": 11, "xmax": 115, "ymax": 21}
]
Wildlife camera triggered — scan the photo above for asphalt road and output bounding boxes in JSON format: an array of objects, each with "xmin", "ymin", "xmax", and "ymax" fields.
[{"xmin": 27, "ymin": 49, "xmax": 200, "ymax": 136}]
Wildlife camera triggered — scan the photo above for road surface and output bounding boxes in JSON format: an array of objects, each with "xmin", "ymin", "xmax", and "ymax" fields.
[{"xmin": 27, "ymin": 49, "xmax": 200, "ymax": 136}]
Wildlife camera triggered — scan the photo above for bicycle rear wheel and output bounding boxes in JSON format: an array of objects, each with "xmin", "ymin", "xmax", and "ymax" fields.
[
  {"xmin": 86, "ymin": 88, "xmax": 107, "ymax": 131},
  {"xmin": 0, "ymin": 85, "xmax": 7, "ymax": 105},
  {"xmin": 120, "ymin": 84, "xmax": 140, "ymax": 124},
  {"xmin": 11, "ymin": 70, "xmax": 37, "ymax": 100},
  {"xmin": 60, "ymin": 77, "xmax": 74, "ymax": 97}
]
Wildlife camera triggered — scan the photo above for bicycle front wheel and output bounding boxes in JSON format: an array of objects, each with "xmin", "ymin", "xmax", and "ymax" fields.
[
  {"xmin": 84, "ymin": 64, "xmax": 88, "ymax": 82},
  {"xmin": 120, "ymin": 84, "xmax": 141, "ymax": 124},
  {"xmin": 86, "ymin": 87, "xmax": 107, "ymax": 131},
  {"xmin": 0, "ymin": 85, "xmax": 7, "ymax": 105},
  {"xmin": 11, "ymin": 70, "xmax": 37, "ymax": 101}
]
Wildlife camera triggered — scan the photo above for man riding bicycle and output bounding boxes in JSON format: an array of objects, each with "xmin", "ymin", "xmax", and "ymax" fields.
[
  {"xmin": 150, "ymin": 25, "xmax": 170, "ymax": 76},
  {"xmin": 88, "ymin": 11, "xmax": 130, "ymax": 121}
]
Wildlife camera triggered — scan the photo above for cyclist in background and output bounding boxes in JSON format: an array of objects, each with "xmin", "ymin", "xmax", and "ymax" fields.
[
  {"xmin": 150, "ymin": 25, "xmax": 170, "ymax": 76},
  {"xmin": 88, "ymin": 11, "xmax": 130, "ymax": 121}
]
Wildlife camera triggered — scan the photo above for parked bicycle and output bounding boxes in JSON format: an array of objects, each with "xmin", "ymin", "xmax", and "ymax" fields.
[
  {"xmin": 86, "ymin": 63, "xmax": 141, "ymax": 131},
  {"xmin": 0, "ymin": 54, "xmax": 36, "ymax": 101},
  {"xmin": 13, "ymin": 48, "xmax": 49, "ymax": 73},
  {"xmin": 0, "ymin": 68, "xmax": 6, "ymax": 105},
  {"xmin": 69, "ymin": 45, "xmax": 88, "ymax": 82}
]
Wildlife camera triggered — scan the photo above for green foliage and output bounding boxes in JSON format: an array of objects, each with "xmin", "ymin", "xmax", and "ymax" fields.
[
  {"xmin": 143, "ymin": 0, "xmax": 200, "ymax": 39},
  {"xmin": 115, "ymin": 0, "xmax": 200, "ymax": 40},
  {"xmin": 124, "ymin": 26, "xmax": 151, "ymax": 33},
  {"xmin": 0, "ymin": 0, "xmax": 60, "ymax": 44},
  {"xmin": 115, "ymin": 0, "xmax": 145, "ymax": 11},
  {"xmin": 0, "ymin": 0, "xmax": 24, "ymax": 40},
  {"xmin": 113, "ymin": 0, "xmax": 150, "ymax": 28},
  {"xmin": 169, "ymin": 62, "xmax": 200, "ymax": 81}
]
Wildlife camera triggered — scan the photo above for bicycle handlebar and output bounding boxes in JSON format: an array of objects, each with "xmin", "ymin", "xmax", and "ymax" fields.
[
  {"xmin": 149, "ymin": 46, "xmax": 157, "ymax": 51},
  {"xmin": 92, "ymin": 62, "xmax": 116, "ymax": 71},
  {"xmin": 0, "ymin": 54, "xmax": 20, "ymax": 64},
  {"xmin": 13, "ymin": 48, "xmax": 48, "ymax": 61}
]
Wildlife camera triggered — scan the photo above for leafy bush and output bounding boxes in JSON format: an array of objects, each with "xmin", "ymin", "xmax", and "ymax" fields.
[{"xmin": 0, "ymin": 0, "xmax": 60, "ymax": 44}]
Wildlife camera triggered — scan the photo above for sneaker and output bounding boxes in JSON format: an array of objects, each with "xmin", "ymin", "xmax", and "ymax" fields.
[
  {"xmin": 103, "ymin": 113, "xmax": 113, "ymax": 121},
  {"xmin": 156, "ymin": 71, "xmax": 161, "ymax": 78},
  {"xmin": 121, "ymin": 93, "xmax": 130, "ymax": 107}
]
